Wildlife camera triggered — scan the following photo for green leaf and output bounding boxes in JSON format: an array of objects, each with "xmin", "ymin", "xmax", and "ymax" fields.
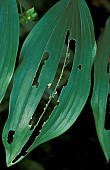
[
  {"xmin": 0, "ymin": 0, "xmax": 19, "ymax": 102},
  {"xmin": 91, "ymin": 17, "xmax": 110, "ymax": 161},
  {"xmin": 2, "ymin": 0, "xmax": 96, "ymax": 166}
]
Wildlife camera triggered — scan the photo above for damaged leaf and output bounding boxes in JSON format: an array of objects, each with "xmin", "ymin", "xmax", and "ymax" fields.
[{"xmin": 2, "ymin": 0, "xmax": 96, "ymax": 166}]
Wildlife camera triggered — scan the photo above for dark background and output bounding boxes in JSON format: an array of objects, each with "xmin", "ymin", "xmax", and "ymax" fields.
[{"xmin": 0, "ymin": 0, "xmax": 110, "ymax": 169}]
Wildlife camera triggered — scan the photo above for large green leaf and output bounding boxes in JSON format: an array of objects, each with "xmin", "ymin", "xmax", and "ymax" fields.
[
  {"xmin": 2, "ymin": 0, "xmax": 96, "ymax": 166},
  {"xmin": 0, "ymin": 0, "xmax": 19, "ymax": 102},
  {"xmin": 91, "ymin": 17, "xmax": 110, "ymax": 161}
]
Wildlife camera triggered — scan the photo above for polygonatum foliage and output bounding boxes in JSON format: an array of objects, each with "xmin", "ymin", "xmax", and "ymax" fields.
[
  {"xmin": 0, "ymin": 0, "xmax": 19, "ymax": 103},
  {"xmin": 91, "ymin": 17, "xmax": 110, "ymax": 162},
  {"xmin": 1, "ymin": 0, "xmax": 98, "ymax": 167}
]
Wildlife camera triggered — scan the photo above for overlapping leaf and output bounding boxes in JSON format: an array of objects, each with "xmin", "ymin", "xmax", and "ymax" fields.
[
  {"xmin": 2, "ymin": 0, "xmax": 96, "ymax": 166},
  {"xmin": 0, "ymin": 0, "xmax": 19, "ymax": 102},
  {"xmin": 91, "ymin": 17, "xmax": 110, "ymax": 161}
]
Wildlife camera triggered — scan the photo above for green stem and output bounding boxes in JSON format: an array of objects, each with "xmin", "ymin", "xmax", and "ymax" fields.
[{"xmin": 17, "ymin": 0, "xmax": 23, "ymax": 14}]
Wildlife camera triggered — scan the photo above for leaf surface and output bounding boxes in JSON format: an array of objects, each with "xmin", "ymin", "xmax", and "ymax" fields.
[
  {"xmin": 91, "ymin": 17, "xmax": 110, "ymax": 161},
  {"xmin": 2, "ymin": 0, "xmax": 96, "ymax": 166},
  {"xmin": 0, "ymin": 0, "xmax": 19, "ymax": 102}
]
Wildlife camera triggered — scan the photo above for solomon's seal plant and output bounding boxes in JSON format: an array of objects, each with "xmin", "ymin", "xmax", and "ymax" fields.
[{"xmin": 0, "ymin": 0, "xmax": 110, "ymax": 167}]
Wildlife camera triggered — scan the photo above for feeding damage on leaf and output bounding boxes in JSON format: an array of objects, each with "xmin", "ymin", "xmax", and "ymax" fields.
[
  {"xmin": 32, "ymin": 52, "xmax": 49, "ymax": 88},
  {"xmin": 78, "ymin": 64, "xmax": 82, "ymax": 70},
  {"xmin": 28, "ymin": 32, "xmax": 74, "ymax": 133},
  {"xmin": 8, "ymin": 35, "xmax": 74, "ymax": 164},
  {"xmin": 7, "ymin": 130, "xmax": 15, "ymax": 144},
  {"xmin": 2, "ymin": 0, "xmax": 96, "ymax": 166}
]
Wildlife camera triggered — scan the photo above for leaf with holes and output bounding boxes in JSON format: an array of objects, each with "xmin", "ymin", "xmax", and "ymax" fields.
[
  {"xmin": 91, "ymin": 17, "xmax": 110, "ymax": 162},
  {"xmin": 2, "ymin": 0, "xmax": 96, "ymax": 166},
  {"xmin": 0, "ymin": 0, "xmax": 19, "ymax": 103}
]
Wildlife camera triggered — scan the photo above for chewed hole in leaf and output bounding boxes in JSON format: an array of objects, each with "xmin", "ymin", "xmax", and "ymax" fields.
[
  {"xmin": 78, "ymin": 64, "xmax": 82, "ymax": 70},
  {"xmin": 28, "ymin": 86, "xmax": 50, "ymax": 130},
  {"xmin": 107, "ymin": 63, "xmax": 110, "ymax": 74},
  {"xmin": 7, "ymin": 130, "xmax": 15, "ymax": 144},
  {"xmin": 32, "ymin": 52, "xmax": 49, "ymax": 87},
  {"xmin": 29, "ymin": 31, "xmax": 75, "ymax": 130},
  {"xmin": 12, "ymin": 150, "xmax": 27, "ymax": 164},
  {"xmin": 108, "ymin": 55, "xmax": 110, "ymax": 64},
  {"xmin": 29, "ymin": 39, "xmax": 75, "ymax": 131},
  {"xmin": 12, "ymin": 41, "xmax": 75, "ymax": 161},
  {"xmin": 105, "ymin": 93, "xmax": 110, "ymax": 130},
  {"xmin": 65, "ymin": 32, "xmax": 75, "ymax": 52}
]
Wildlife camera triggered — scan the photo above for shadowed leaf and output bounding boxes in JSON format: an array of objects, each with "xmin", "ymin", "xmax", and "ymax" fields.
[{"xmin": 91, "ymin": 17, "xmax": 110, "ymax": 162}]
